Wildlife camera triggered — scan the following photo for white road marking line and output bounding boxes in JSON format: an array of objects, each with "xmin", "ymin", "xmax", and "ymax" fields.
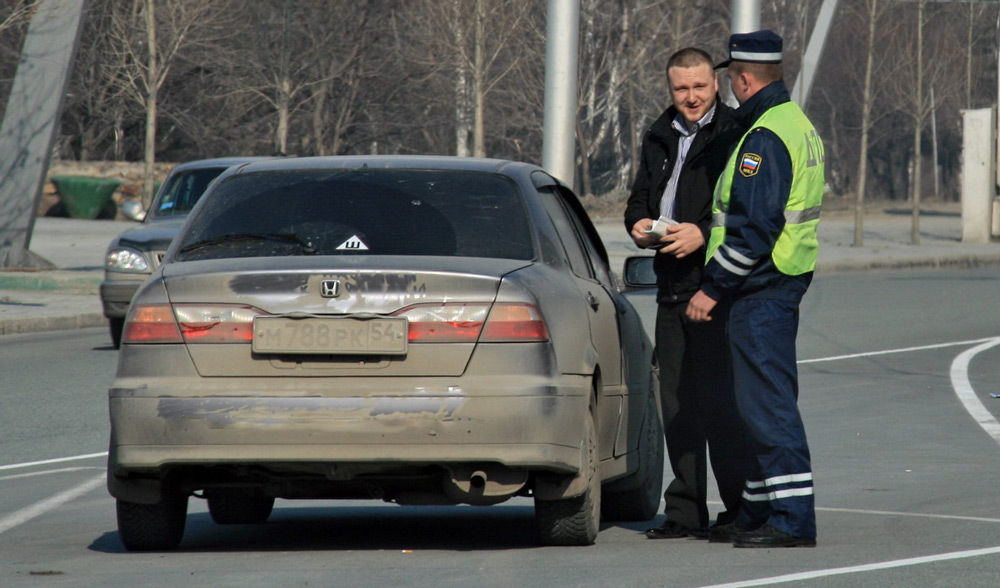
[
  {"xmin": 707, "ymin": 500, "xmax": 1000, "ymax": 524},
  {"xmin": 0, "ymin": 473, "xmax": 104, "ymax": 535},
  {"xmin": 698, "ymin": 545, "xmax": 1000, "ymax": 588},
  {"xmin": 0, "ymin": 452, "xmax": 107, "ymax": 471},
  {"xmin": 816, "ymin": 506, "xmax": 1000, "ymax": 524},
  {"xmin": 0, "ymin": 466, "xmax": 104, "ymax": 482},
  {"xmin": 798, "ymin": 337, "xmax": 997, "ymax": 364},
  {"xmin": 949, "ymin": 337, "xmax": 1000, "ymax": 446}
]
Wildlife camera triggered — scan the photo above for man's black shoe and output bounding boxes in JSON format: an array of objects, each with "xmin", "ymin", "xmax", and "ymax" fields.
[
  {"xmin": 645, "ymin": 520, "xmax": 707, "ymax": 540},
  {"xmin": 733, "ymin": 524, "xmax": 816, "ymax": 548}
]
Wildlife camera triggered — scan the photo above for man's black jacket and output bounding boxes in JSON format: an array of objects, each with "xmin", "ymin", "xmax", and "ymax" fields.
[{"xmin": 624, "ymin": 100, "xmax": 744, "ymax": 303}]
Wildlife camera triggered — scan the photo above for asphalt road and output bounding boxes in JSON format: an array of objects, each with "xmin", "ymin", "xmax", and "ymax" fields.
[{"xmin": 1, "ymin": 269, "xmax": 999, "ymax": 587}]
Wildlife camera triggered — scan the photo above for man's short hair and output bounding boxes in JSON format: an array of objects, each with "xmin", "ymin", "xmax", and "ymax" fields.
[
  {"xmin": 729, "ymin": 61, "xmax": 783, "ymax": 84},
  {"xmin": 666, "ymin": 47, "xmax": 714, "ymax": 74}
]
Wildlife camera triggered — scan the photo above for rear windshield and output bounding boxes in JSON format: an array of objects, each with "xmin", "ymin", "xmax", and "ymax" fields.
[
  {"xmin": 152, "ymin": 167, "xmax": 226, "ymax": 218},
  {"xmin": 174, "ymin": 169, "xmax": 534, "ymax": 261}
]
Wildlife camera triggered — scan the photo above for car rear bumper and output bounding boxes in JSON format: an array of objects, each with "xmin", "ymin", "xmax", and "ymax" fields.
[{"xmin": 109, "ymin": 379, "xmax": 590, "ymax": 475}]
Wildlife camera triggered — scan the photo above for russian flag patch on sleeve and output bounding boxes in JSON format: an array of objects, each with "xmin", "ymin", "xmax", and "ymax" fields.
[{"xmin": 739, "ymin": 153, "xmax": 762, "ymax": 177}]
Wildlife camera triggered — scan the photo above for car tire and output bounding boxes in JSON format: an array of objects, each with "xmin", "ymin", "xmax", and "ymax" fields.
[
  {"xmin": 600, "ymin": 378, "xmax": 664, "ymax": 522},
  {"xmin": 109, "ymin": 317, "xmax": 124, "ymax": 349},
  {"xmin": 116, "ymin": 493, "xmax": 188, "ymax": 551},
  {"xmin": 534, "ymin": 410, "xmax": 600, "ymax": 546},
  {"xmin": 207, "ymin": 490, "xmax": 274, "ymax": 525}
]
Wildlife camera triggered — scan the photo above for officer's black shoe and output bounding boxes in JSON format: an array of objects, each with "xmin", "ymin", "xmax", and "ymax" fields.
[
  {"xmin": 733, "ymin": 524, "xmax": 816, "ymax": 548},
  {"xmin": 707, "ymin": 521, "xmax": 749, "ymax": 543},
  {"xmin": 645, "ymin": 520, "xmax": 708, "ymax": 540}
]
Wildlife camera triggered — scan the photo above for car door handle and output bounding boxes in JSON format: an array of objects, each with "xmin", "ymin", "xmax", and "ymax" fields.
[{"xmin": 586, "ymin": 292, "xmax": 600, "ymax": 311}]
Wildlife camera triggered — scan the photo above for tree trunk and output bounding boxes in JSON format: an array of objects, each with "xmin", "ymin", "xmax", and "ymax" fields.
[
  {"xmin": 312, "ymin": 81, "xmax": 327, "ymax": 156},
  {"xmin": 472, "ymin": 0, "xmax": 486, "ymax": 158},
  {"xmin": 854, "ymin": 0, "xmax": 878, "ymax": 247},
  {"xmin": 142, "ymin": 0, "xmax": 157, "ymax": 209},
  {"xmin": 453, "ymin": 0, "xmax": 471, "ymax": 157},
  {"xmin": 276, "ymin": 77, "xmax": 291, "ymax": 155},
  {"xmin": 911, "ymin": 0, "xmax": 923, "ymax": 245}
]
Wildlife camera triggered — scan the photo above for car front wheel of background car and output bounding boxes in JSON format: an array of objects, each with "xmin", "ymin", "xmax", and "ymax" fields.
[
  {"xmin": 116, "ymin": 493, "xmax": 188, "ymax": 551},
  {"xmin": 534, "ymin": 410, "xmax": 600, "ymax": 546},
  {"xmin": 600, "ymin": 376, "xmax": 664, "ymax": 522},
  {"xmin": 206, "ymin": 489, "xmax": 275, "ymax": 525}
]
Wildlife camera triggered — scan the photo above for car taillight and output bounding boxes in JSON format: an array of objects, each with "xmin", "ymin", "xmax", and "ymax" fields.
[
  {"xmin": 122, "ymin": 304, "xmax": 183, "ymax": 343},
  {"xmin": 123, "ymin": 304, "xmax": 265, "ymax": 344},
  {"xmin": 173, "ymin": 304, "xmax": 264, "ymax": 342},
  {"xmin": 392, "ymin": 302, "xmax": 548, "ymax": 343},
  {"xmin": 481, "ymin": 302, "xmax": 549, "ymax": 342},
  {"xmin": 392, "ymin": 303, "xmax": 489, "ymax": 342}
]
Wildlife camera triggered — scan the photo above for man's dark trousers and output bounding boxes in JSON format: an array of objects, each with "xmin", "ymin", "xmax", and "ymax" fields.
[{"xmin": 655, "ymin": 300, "xmax": 751, "ymax": 530}]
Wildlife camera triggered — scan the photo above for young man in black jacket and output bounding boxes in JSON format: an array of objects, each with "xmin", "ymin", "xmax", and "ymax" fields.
[{"xmin": 624, "ymin": 47, "xmax": 751, "ymax": 540}]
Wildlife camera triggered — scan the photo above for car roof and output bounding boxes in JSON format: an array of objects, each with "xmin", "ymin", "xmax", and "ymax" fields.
[{"xmin": 168, "ymin": 156, "xmax": 278, "ymax": 172}]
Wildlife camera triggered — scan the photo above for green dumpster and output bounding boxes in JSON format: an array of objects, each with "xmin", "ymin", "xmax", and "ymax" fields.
[{"xmin": 50, "ymin": 175, "xmax": 122, "ymax": 219}]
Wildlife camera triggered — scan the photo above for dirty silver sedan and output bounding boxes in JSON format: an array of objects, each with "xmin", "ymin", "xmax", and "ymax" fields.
[{"xmin": 107, "ymin": 156, "xmax": 662, "ymax": 550}]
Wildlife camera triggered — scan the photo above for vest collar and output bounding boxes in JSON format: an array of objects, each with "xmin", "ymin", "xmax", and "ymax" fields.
[{"xmin": 734, "ymin": 81, "xmax": 790, "ymax": 127}]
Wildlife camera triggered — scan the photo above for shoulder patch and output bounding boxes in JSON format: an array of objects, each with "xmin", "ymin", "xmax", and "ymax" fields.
[{"xmin": 739, "ymin": 153, "xmax": 762, "ymax": 177}]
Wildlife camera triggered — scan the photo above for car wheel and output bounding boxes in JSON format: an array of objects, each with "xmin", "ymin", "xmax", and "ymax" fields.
[
  {"xmin": 116, "ymin": 493, "xmax": 187, "ymax": 551},
  {"xmin": 207, "ymin": 489, "xmax": 274, "ymax": 525},
  {"xmin": 109, "ymin": 317, "xmax": 124, "ymax": 349},
  {"xmin": 600, "ymin": 378, "xmax": 664, "ymax": 521},
  {"xmin": 534, "ymin": 410, "xmax": 600, "ymax": 546}
]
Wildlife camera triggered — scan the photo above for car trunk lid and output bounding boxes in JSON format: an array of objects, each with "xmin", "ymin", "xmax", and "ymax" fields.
[{"xmin": 160, "ymin": 256, "xmax": 531, "ymax": 377}]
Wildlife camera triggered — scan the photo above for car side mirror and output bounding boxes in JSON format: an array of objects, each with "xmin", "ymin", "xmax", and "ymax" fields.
[
  {"xmin": 623, "ymin": 256, "xmax": 656, "ymax": 289},
  {"xmin": 121, "ymin": 199, "xmax": 147, "ymax": 222}
]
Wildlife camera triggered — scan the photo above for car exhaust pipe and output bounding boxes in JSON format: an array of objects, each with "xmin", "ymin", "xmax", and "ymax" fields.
[{"xmin": 443, "ymin": 465, "xmax": 527, "ymax": 506}]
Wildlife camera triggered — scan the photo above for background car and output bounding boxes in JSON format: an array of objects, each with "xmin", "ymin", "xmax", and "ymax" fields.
[
  {"xmin": 100, "ymin": 157, "xmax": 273, "ymax": 347},
  {"xmin": 107, "ymin": 155, "xmax": 663, "ymax": 550}
]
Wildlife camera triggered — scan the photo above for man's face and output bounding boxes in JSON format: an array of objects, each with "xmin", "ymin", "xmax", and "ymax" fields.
[{"xmin": 667, "ymin": 63, "xmax": 718, "ymax": 126}]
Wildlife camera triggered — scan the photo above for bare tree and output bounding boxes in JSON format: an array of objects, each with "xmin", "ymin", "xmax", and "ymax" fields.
[
  {"xmin": 848, "ymin": 0, "xmax": 896, "ymax": 246},
  {"xmin": 108, "ymin": 0, "xmax": 230, "ymax": 205},
  {"xmin": 406, "ymin": 0, "xmax": 530, "ymax": 157}
]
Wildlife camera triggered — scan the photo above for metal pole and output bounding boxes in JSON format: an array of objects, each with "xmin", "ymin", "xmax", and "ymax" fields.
[
  {"xmin": 0, "ymin": 0, "xmax": 88, "ymax": 268},
  {"xmin": 722, "ymin": 1, "xmax": 761, "ymax": 107},
  {"xmin": 541, "ymin": 0, "xmax": 579, "ymax": 187},
  {"xmin": 730, "ymin": 0, "xmax": 761, "ymax": 34},
  {"xmin": 790, "ymin": 0, "xmax": 839, "ymax": 110}
]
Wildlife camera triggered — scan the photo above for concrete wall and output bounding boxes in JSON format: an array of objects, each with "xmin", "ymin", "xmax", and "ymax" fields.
[{"xmin": 961, "ymin": 108, "xmax": 997, "ymax": 243}]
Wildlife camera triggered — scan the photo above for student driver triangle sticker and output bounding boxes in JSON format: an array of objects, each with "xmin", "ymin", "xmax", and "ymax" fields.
[{"xmin": 336, "ymin": 235, "xmax": 369, "ymax": 250}]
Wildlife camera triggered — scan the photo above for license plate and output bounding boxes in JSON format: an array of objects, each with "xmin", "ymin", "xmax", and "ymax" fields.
[{"xmin": 252, "ymin": 317, "xmax": 408, "ymax": 355}]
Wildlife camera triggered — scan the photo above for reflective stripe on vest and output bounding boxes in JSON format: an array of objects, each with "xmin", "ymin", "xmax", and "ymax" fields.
[{"xmin": 707, "ymin": 101, "xmax": 825, "ymax": 276}]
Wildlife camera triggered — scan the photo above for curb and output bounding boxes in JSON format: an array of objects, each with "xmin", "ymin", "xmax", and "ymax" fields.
[
  {"xmin": 0, "ymin": 271, "xmax": 101, "ymax": 294},
  {"xmin": 816, "ymin": 253, "xmax": 1000, "ymax": 274},
  {"xmin": 0, "ymin": 312, "xmax": 106, "ymax": 337}
]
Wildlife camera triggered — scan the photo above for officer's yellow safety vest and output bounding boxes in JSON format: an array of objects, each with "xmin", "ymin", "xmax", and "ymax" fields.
[{"xmin": 707, "ymin": 101, "xmax": 825, "ymax": 276}]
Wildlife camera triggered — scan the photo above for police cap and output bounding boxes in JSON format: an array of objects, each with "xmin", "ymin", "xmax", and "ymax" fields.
[{"xmin": 715, "ymin": 30, "xmax": 783, "ymax": 69}]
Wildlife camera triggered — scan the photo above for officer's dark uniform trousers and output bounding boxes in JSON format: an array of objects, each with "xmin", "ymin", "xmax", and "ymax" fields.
[{"xmin": 729, "ymin": 297, "xmax": 815, "ymax": 538}]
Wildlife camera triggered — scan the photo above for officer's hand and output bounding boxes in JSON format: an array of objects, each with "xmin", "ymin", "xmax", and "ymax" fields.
[
  {"xmin": 660, "ymin": 223, "xmax": 704, "ymax": 258},
  {"xmin": 686, "ymin": 290, "xmax": 717, "ymax": 322},
  {"xmin": 629, "ymin": 219, "xmax": 658, "ymax": 248}
]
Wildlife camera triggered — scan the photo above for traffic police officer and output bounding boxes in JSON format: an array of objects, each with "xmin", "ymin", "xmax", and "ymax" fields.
[{"xmin": 686, "ymin": 30, "xmax": 824, "ymax": 548}]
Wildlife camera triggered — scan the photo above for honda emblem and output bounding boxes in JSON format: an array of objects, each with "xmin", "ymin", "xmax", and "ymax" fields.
[{"xmin": 320, "ymin": 279, "xmax": 341, "ymax": 298}]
